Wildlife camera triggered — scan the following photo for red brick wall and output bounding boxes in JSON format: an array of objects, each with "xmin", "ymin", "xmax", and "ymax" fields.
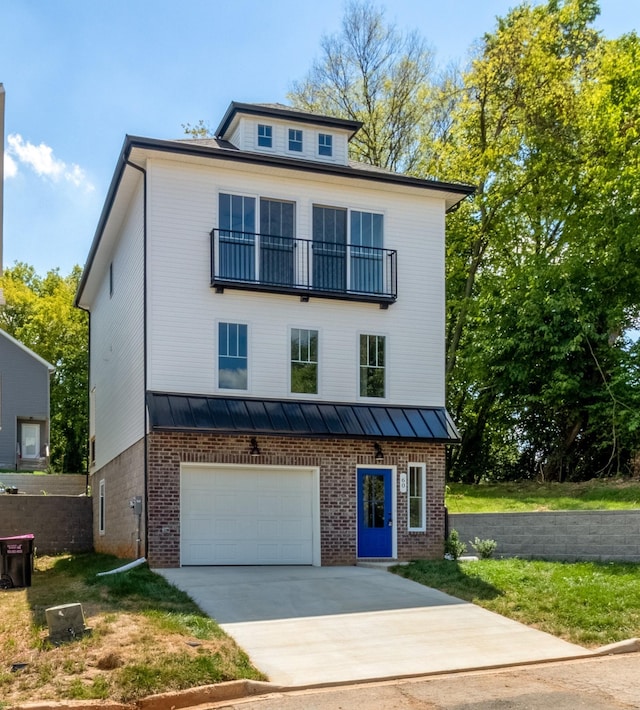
[{"xmin": 146, "ymin": 432, "xmax": 446, "ymax": 568}]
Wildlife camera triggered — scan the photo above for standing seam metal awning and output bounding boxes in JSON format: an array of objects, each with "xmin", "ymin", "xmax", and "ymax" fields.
[{"xmin": 146, "ymin": 392, "xmax": 460, "ymax": 443}]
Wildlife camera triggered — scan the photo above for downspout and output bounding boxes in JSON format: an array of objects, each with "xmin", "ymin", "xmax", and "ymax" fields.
[{"xmin": 125, "ymin": 158, "xmax": 148, "ymax": 562}]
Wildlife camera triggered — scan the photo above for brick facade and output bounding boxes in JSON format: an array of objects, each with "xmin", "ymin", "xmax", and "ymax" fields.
[
  {"xmin": 91, "ymin": 439, "xmax": 145, "ymax": 559},
  {"xmin": 146, "ymin": 432, "xmax": 446, "ymax": 568}
]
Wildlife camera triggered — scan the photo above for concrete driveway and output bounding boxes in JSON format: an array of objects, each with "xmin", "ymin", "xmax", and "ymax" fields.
[{"xmin": 157, "ymin": 565, "xmax": 591, "ymax": 687}]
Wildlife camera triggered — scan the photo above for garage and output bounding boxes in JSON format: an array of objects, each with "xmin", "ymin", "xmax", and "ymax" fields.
[{"xmin": 180, "ymin": 464, "xmax": 319, "ymax": 565}]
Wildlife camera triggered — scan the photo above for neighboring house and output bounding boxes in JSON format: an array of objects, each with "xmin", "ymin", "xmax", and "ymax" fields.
[
  {"xmin": 75, "ymin": 101, "xmax": 474, "ymax": 567},
  {"xmin": 0, "ymin": 328, "xmax": 54, "ymax": 471}
]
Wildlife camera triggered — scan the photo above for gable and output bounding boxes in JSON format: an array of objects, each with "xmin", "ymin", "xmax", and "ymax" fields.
[{"xmin": 0, "ymin": 329, "xmax": 54, "ymax": 373}]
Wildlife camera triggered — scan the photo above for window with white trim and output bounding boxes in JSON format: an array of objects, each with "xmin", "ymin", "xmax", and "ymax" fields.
[
  {"xmin": 291, "ymin": 328, "xmax": 318, "ymax": 394},
  {"xmin": 408, "ymin": 463, "xmax": 426, "ymax": 531},
  {"xmin": 258, "ymin": 124, "xmax": 272, "ymax": 148},
  {"xmin": 218, "ymin": 322, "xmax": 248, "ymax": 390},
  {"xmin": 318, "ymin": 133, "xmax": 332, "ymax": 156},
  {"xmin": 359, "ymin": 334, "xmax": 385, "ymax": 398},
  {"xmin": 99, "ymin": 479, "xmax": 106, "ymax": 535},
  {"xmin": 288, "ymin": 128, "xmax": 303, "ymax": 152}
]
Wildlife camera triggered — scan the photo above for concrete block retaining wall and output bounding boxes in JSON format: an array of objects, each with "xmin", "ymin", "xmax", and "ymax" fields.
[
  {"xmin": 449, "ymin": 510, "xmax": 640, "ymax": 562},
  {"xmin": 0, "ymin": 496, "xmax": 93, "ymax": 555},
  {"xmin": 0, "ymin": 473, "xmax": 87, "ymax": 496}
]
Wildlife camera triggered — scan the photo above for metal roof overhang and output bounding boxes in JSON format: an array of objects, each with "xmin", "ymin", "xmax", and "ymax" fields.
[{"xmin": 146, "ymin": 392, "xmax": 460, "ymax": 443}]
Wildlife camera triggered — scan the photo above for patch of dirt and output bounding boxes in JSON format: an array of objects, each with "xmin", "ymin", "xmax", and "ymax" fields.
[{"xmin": 0, "ymin": 602, "xmax": 238, "ymax": 705}]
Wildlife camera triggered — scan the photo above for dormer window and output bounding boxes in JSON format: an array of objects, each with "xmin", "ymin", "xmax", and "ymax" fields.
[
  {"xmin": 288, "ymin": 129, "xmax": 303, "ymax": 152},
  {"xmin": 257, "ymin": 124, "xmax": 272, "ymax": 148},
  {"xmin": 318, "ymin": 133, "xmax": 333, "ymax": 157}
]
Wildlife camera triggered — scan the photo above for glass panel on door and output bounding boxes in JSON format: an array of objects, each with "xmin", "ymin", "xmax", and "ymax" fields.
[
  {"xmin": 219, "ymin": 193, "xmax": 256, "ymax": 281},
  {"xmin": 312, "ymin": 206, "xmax": 346, "ymax": 292},
  {"xmin": 260, "ymin": 199, "xmax": 295, "ymax": 285}
]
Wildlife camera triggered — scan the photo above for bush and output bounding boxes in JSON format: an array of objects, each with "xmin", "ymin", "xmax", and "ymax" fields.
[
  {"xmin": 470, "ymin": 537, "xmax": 498, "ymax": 559},
  {"xmin": 444, "ymin": 529, "xmax": 466, "ymax": 559}
]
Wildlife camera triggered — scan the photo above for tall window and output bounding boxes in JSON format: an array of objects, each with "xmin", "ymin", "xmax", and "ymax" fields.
[
  {"xmin": 351, "ymin": 211, "xmax": 383, "ymax": 293},
  {"xmin": 360, "ymin": 334, "xmax": 385, "ymax": 397},
  {"xmin": 312, "ymin": 205, "xmax": 347, "ymax": 291},
  {"xmin": 288, "ymin": 128, "xmax": 303, "ymax": 152},
  {"xmin": 218, "ymin": 193, "xmax": 256, "ymax": 281},
  {"xmin": 257, "ymin": 124, "xmax": 272, "ymax": 148},
  {"xmin": 318, "ymin": 133, "xmax": 332, "ymax": 156},
  {"xmin": 408, "ymin": 463, "xmax": 426, "ymax": 531},
  {"xmin": 260, "ymin": 198, "xmax": 295, "ymax": 285},
  {"xmin": 218, "ymin": 322, "xmax": 248, "ymax": 390},
  {"xmin": 99, "ymin": 479, "xmax": 106, "ymax": 535},
  {"xmin": 291, "ymin": 328, "xmax": 318, "ymax": 394}
]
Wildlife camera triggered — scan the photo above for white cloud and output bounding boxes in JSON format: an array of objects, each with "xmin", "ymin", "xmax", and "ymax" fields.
[
  {"xmin": 6, "ymin": 133, "xmax": 94, "ymax": 191},
  {"xmin": 4, "ymin": 152, "xmax": 17, "ymax": 178}
]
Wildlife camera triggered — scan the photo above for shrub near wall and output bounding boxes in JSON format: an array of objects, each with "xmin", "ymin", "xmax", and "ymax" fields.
[{"xmin": 450, "ymin": 510, "xmax": 640, "ymax": 563}]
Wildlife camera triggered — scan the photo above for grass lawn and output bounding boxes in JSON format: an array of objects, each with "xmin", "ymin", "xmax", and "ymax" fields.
[
  {"xmin": 395, "ymin": 558, "xmax": 640, "ymax": 648},
  {"xmin": 445, "ymin": 478, "xmax": 640, "ymax": 513},
  {"xmin": 0, "ymin": 553, "xmax": 264, "ymax": 706}
]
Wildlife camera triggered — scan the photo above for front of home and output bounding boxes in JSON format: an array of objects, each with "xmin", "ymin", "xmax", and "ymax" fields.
[
  {"xmin": 76, "ymin": 102, "xmax": 473, "ymax": 567},
  {"xmin": 0, "ymin": 329, "xmax": 53, "ymax": 471}
]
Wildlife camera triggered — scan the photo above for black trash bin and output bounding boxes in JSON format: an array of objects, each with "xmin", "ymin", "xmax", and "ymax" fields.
[{"xmin": 0, "ymin": 534, "xmax": 35, "ymax": 589}]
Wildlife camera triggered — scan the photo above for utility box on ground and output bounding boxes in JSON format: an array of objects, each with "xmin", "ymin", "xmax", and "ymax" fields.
[
  {"xmin": 45, "ymin": 603, "xmax": 90, "ymax": 644},
  {"xmin": 0, "ymin": 534, "xmax": 34, "ymax": 588}
]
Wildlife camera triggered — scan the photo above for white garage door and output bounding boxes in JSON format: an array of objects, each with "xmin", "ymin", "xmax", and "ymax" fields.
[{"xmin": 181, "ymin": 465, "xmax": 317, "ymax": 565}]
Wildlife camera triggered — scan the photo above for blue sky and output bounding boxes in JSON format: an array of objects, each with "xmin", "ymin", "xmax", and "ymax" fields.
[{"xmin": 2, "ymin": 0, "xmax": 639, "ymax": 276}]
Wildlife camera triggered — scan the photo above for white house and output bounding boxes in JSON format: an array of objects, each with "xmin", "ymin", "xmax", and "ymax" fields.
[{"xmin": 75, "ymin": 102, "xmax": 473, "ymax": 567}]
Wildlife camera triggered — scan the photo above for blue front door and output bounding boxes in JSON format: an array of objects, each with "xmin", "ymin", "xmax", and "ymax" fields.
[{"xmin": 357, "ymin": 468, "xmax": 392, "ymax": 558}]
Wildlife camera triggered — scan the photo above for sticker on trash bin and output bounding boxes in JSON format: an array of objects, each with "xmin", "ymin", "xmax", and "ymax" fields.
[{"xmin": 6, "ymin": 544, "xmax": 24, "ymax": 554}]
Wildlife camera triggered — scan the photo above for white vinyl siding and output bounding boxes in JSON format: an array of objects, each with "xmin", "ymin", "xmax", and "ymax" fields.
[
  {"xmin": 90, "ymin": 177, "xmax": 145, "ymax": 469},
  {"xmin": 233, "ymin": 116, "xmax": 350, "ymax": 166},
  {"xmin": 146, "ymin": 158, "xmax": 446, "ymax": 407}
]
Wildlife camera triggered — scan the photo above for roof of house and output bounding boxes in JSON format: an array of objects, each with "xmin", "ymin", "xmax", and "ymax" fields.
[
  {"xmin": 215, "ymin": 101, "xmax": 363, "ymax": 139},
  {"xmin": 0, "ymin": 328, "xmax": 55, "ymax": 372},
  {"xmin": 146, "ymin": 391, "xmax": 460, "ymax": 443}
]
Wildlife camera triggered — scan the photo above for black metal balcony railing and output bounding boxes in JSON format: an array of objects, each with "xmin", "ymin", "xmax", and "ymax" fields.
[{"xmin": 210, "ymin": 229, "xmax": 397, "ymax": 305}]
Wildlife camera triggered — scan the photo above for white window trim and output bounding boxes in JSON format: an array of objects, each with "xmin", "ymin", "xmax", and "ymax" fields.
[
  {"xmin": 357, "ymin": 331, "xmax": 388, "ymax": 401},
  {"xmin": 98, "ymin": 479, "xmax": 106, "ymax": 535},
  {"xmin": 287, "ymin": 127, "xmax": 303, "ymax": 153},
  {"xmin": 216, "ymin": 320, "xmax": 250, "ymax": 393},
  {"xmin": 289, "ymin": 326, "xmax": 320, "ymax": 397},
  {"xmin": 407, "ymin": 462, "xmax": 427, "ymax": 532},
  {"xmin": 257, "ymin": 123, "xmax": 273, "ymax": 150},
  {"xmin": 317, "ymin": 132, "xmax": 333, "ymax": 157}
]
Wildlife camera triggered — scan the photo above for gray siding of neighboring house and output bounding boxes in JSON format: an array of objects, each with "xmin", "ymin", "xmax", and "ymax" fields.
[{"xmin": 0, "ymin": 333, "xmax": 51, "ymax": 469}]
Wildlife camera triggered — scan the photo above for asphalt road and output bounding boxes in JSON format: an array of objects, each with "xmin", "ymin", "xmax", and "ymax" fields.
[{"xmin": 207, "ymin": 652, "xmax": 640, "ymax": 709}]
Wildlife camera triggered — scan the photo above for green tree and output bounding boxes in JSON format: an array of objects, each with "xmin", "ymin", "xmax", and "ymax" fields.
[
  {"xmin": 442, "ymin": 2, "xmax": 640, "ymax": 481},
  {"xmin": 0, "ymin": 264, "xmax": 88, "ymax": 472},
  {"xmin": 288, "ymin": 0, "xmax": 436, "ymax": 172}
]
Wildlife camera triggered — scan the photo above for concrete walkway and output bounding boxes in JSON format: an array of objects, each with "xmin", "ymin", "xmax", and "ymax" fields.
[{"xmin": 157, "ymin": 566, "xmax": 591, "ymax": 687}]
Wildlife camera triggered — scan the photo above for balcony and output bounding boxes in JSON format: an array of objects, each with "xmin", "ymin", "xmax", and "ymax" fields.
[{"xmin": 210, "ymin": 229, "xmax": 397, "ymax": 306}]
